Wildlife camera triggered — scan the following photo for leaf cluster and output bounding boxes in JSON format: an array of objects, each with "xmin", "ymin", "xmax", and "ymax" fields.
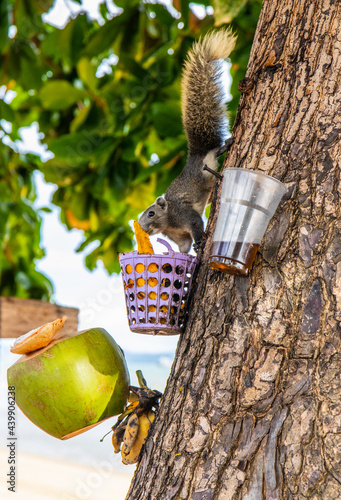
[{"xmin": 0, "ymin": 0, "xmax": 261, "ymax": 298}]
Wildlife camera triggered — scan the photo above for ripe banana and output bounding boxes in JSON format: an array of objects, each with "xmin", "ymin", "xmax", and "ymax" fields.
[
  {"xmin": 121, "ymin": 411, "xmax": 155, "ymax": 465},
  {"xmin": 121, "ymin": 412, "xmax": 140, "ymax": 458},
  {"xmin": 109, "ymin": 370, "xmax": 161, "ymax": 464},
  {"xmin": 111, "ymin": 401, "xmax": 138, "ymax": 434},
  {"xmin": 114, "ymin": 400, "xmax": 139, "ymax": 427},
  {"xmin": 112, "ymin": 423, "xmax": 126, "ymax": 454}
]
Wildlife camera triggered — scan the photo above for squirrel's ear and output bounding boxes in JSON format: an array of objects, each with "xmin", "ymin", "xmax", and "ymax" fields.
[{"xmin": 156, "ymin": 197, "xmax": 167, "ymax": 210}]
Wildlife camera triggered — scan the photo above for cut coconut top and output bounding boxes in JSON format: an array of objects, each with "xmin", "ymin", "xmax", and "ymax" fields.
[
  {"xmin": 10, "ymin": 328, "xmax": 110, "ymax": 366},
  {"xmin": 10, "ymin": 316, "xmax": 67, "ymax": 355}
]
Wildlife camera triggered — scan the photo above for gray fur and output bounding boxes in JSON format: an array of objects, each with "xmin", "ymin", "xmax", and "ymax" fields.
[{"xmin": 139, "ymin": 30, "xmax": 236, "ymax": 253}]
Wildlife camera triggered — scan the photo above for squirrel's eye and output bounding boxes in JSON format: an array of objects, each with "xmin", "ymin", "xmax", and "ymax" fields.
[{"xmin": 148, "ymin": 211, "xmax": 155, "ymax": 218}]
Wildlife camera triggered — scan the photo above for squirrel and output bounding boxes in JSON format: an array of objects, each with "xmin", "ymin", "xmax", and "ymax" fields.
[{"xmin": 139, "ymin": 29, "xmax": 237, "ymax": 253}]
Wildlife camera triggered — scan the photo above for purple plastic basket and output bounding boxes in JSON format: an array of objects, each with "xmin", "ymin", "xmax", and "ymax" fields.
[{"xmin": 119, "ymin": 239, "xmax": 199, "ymax": 335}]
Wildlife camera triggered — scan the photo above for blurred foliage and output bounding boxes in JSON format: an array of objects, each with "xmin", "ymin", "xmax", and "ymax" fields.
[
  {"xmin": 0, "ymin": 0, "xmax": 261, "ymax": 299},
  {"xmin": 213, "ymin": 0, "xmax": 248, "ymax": 26}
]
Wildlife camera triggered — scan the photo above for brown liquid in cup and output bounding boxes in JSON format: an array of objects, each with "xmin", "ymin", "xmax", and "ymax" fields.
[{"xmin": 209, "ymin": 241, "xmax": 259, "ymax": 275}]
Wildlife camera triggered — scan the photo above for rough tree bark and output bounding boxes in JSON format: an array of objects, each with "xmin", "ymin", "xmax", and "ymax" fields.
[{"xmin": 126, "ymin": 0, "xmax": 341, "ymax": 498}]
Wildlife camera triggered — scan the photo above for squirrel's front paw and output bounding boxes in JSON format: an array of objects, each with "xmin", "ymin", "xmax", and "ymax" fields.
[{"xmin": 193, "ymin": 239, "xmax": 206, "ymax": 253}]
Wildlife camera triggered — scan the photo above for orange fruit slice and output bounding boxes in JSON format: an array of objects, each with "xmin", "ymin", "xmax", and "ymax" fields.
[{"xmin": 133, "ymin": 221, "xmax": 154, "ymax": 255}]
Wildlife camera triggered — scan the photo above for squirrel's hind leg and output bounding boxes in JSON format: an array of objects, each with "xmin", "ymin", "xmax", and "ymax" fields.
[{"xmin": 178, "ymin": 235, "xmax": 193, "ymax": 254}]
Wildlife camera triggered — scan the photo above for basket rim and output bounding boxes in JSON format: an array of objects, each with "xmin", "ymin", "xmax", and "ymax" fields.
[{"xmin": 118, "ymin": 250, "xmax": 199, "ymax": 263}]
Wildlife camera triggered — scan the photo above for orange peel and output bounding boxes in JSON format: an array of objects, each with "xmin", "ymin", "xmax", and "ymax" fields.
[
  {"xmin": 133, "ymin": 221, "xmax": 154, "ymax": 255},
  {"xmin": 148, "ymin": 277, "xmax": 158, "ymax": 287},
  {"xmin": 148, "ymin": 263, "xmax": 158, "ymax": 273},
  {"xmin": 10, "ymin": 316, "xmax": 67, "ymax": 355},
  {"xmin": 135, "ymin": 263, "xmax": 145, "ymax": 273}
]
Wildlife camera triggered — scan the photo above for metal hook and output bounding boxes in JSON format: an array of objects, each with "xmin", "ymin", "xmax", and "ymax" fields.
[{"xmin": 203, "ymin": 164, "xmax": 223, "ymax": 180}]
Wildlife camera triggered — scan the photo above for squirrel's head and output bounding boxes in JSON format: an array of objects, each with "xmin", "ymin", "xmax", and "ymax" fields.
[{"xmin": 138, "ymin": 197, "xmax": 168, "ymax": 235}]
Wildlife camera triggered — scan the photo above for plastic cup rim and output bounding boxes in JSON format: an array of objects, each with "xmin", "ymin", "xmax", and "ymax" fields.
[{"xmin": 223, "ymin": 167, "xmax": 287, "ymax": 192}]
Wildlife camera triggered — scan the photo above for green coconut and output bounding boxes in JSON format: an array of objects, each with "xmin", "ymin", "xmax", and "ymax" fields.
[{"xmin": 7, "ymin": 328, "xmax": 130, "ymax": 440}]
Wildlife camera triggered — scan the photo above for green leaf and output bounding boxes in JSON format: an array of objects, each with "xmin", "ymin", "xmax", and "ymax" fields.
[
  {"xmin": 146, "ymin": 3, "xmax": 175, "ymax": 27},
  {"xmin": 41, "ymin": 159, "xmax": 87, "ymax": 184},
  {"xmin": 68, "ymin": 190, "xmax": 90, "ymax": 220},
  {"xmin": 47, "ymin": 132, "xmax": 115, "ymax": 168},
  {"xmin": 69, "ymin": 14, "xmax": 90, "ymax": 65},
  {"xmin": 114, "ymin": 0, "xmax": 139, "ymax": 8},
  {"xmin": 178, "ymin": 0, "xmax": 191, "ymax": 27},
  {"xmin": 70, "ymin": 105, "xmax": 92, "ymax": 133},
  {"xmin": 83, "ymin": 12, "xmax": 128, "ymax": 58},
  {"xmin": 77, "ymin": 57, "xmax": 98, "ymax": 91},
  {"xmin": 85, "ymin": 244, "xmax": 101, "ymax": 271},
  {"xmin": 0, "ymin": 1, "xmax": 9, "ymax": 53},
  {"xmin": 118, "ymin": 53, "xmax": 150, "ymax": 81},
  {"xmin": 15, "ymin": 0, "xmax": 44, "ymax": 38},
  {"xmin": 20, "ymin": 56, "xmax": 44, "ymax": 91},
  {"xmin": 125, "ymin": 176, "xmax": 157, "ymax": 211},
  {"xmin": 212, "ymin": 0, "xmax": 248, "ymax": 24},
  {"xmin": 76, "ymin": 233, "xmax": 100, "ymax": 253},
  {"xmin": 39, "ymin": 81, "xmax": 85, "ymax": 110},
  {"xmin": 0, "ymin": 100, "xmax": 15, "ymax": 122},
  {"xmin": 101, "ymin": 247, "xmax": 121, "ymax": 274},
  {"xmin": 150, "ymin": 102, "xmax": 183, "ymax": 138},
  {"xmin": 31, "ymin": 0, "xmax": 55, "ymax": 14},
  {"xmin": 41, "ymin": 13, "xmax": 89, "ymax": 66}
]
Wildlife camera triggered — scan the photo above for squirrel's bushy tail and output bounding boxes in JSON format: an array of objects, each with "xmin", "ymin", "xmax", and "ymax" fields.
[{"xmin": 181, "ymin": 29, "xmax": 237, "ymax": 156}]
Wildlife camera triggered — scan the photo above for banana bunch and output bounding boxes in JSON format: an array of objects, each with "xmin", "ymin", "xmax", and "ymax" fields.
[
  {"xmin": 112, "ymin": 403, "xmax": 156, "ymax": 464},
  {"xmin": 108, "ymin": 370, "xmax": 162, "ymax": 465}
]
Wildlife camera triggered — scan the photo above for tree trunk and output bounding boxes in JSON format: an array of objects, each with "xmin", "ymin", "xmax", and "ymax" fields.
[{"xmin": 126, "ymin": 0, "xmax": 341, "ymax": 498}]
